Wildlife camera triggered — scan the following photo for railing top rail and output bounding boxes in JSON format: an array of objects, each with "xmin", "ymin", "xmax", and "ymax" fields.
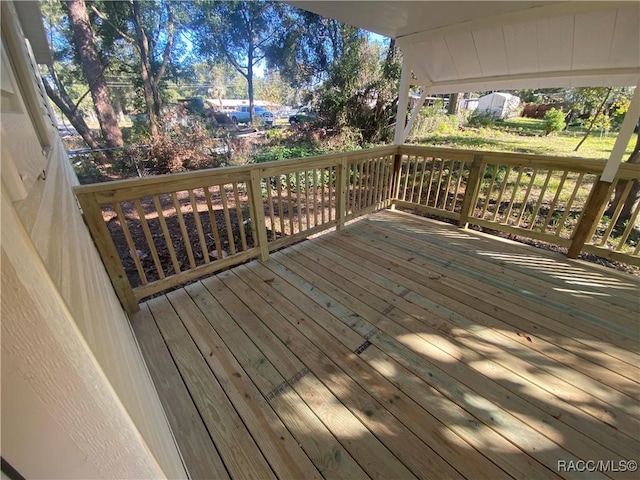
[
  {"xmin": 73, "ymin": 145, "xmax": 398, "ymax": 200},
  {"xmin": 398, "ymin": 144, "xmax": 610, "ymax": 171},
  {"xmin": 73, "ymin": 143, "xmax": 638, "ymax": 205}
]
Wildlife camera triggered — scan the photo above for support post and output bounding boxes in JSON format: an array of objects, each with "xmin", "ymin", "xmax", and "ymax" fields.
[
  {"xmin": 568, "ymin": 79, "xmax": 639, "ymax": 259},
  {"xmin": 567, "ymin": 180, "xmax": 612, "ymax": 258},
  {"xmin": 601, "ymin": 79, "xmax": 640, "ymax": 182},
  {"xmin": 393, "ymin": 50, "xmax": 413, "ymax": 145},
  {"xmin": 458, "ymin": 155, "xmax": 484, "ymax": 228},
  {"xmin": 390, "ymin": 152, "xmax": 403, "ymax": 210},
  {"xmin": 336, "ymin": 156, "xmax": 348, "ymax": 230},
  {"xmin": 403, "ymin": 87, "xmax": 430, "ymax": 141},
  {"xmin": 249, "ymin": 169, "xmax": 269, "ymax": 261}
]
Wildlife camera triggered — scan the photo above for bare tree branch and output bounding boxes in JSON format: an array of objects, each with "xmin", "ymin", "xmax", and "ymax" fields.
[
  {"xmin": 89, "ymin": 4, "xmax": 137, "ymax": 45},
  {"xmin": 153, "ymin": 0, "xmax": 174, "ymax": 85}
]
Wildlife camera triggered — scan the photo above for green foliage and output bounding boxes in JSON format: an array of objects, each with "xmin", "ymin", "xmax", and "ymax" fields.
[
  {"xmin": 411, "ymin": 102, "xmax": 459, "ymax": 138},
  {"xmin": 253, "ymin": 142, "xmax": 324, "ymax": 163},
  {"xmin": 543, "ymin": 108, "xmax": 566, "ymax": 135},
  {"xmin": 467, "ymin": 112, "xmax": 498, "ymax": 128}
]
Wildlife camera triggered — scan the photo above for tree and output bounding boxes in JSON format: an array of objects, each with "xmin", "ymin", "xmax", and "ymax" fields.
[
  {"xmin": 89, "ymin": 0, "xmax": 179, "ymax": 137},
  {"xmin": 42, "ymin": 65, "xmax": 108, "ymax": 163},
  {"xmin": 571, "ymin": 87, "xmax": 612, "ymax": 151},
  {"xmin": 192, "ymin": 1, "xmax": 283, "ymax": 124},
  {"xmin": 270, "ymin": 10, "xmax": 401, "ymax": 145},
  {"xmin": 65, "ymin": 0, "xmax": 123, "ymax": 149},
  {"xmin": 542, "ymin": 108, "xmax": 566, "ymax": 136}
]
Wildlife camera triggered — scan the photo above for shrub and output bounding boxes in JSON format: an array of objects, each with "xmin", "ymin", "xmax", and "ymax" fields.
[
  {"xmin": 543, "ymin": 108, "xmax": 565, "ymax": 135},
  {"xmin": 467, "ymin": 112, "xmax": 497, "ymax": 128}
]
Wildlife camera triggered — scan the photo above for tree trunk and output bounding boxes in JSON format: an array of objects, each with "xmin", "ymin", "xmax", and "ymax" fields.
[
  {"xmin": 42, "ymin": 66, "xmax": 108, "ymax": 163},
  {"xmin": 604, "ymin": 125, "xmax": 640, "ymax": 225},
  {"xmin": 130, "ymin": 0, "xmax": 159, "ymax": 137},
  {"xmin": 573, "ymin": 87, "xmax": 612, "ymax": 152},
  {"xmin": 447, "ymin": 93, "xmax": 461, "ymax": 115},
  {"xmin": 130, "ymin": 0, "xmax": 174, "ymax": 137},
  {"xmin": 66, "ymin": 0, "xmax": 123, "ymax": 149},
  {"xmin": 248, "ymin": 46, "xmax": 254, "ymax": 125}
]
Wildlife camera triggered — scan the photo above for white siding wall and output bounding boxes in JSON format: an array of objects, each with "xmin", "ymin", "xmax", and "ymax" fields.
[{"xmin": 0, "ymin": 3, "xmax": 186, "ymax": 478}]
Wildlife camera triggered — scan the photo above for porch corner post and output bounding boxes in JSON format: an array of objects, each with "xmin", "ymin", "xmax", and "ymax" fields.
[
  {"xmin": 567, "ymin": 180, "xmax": 613, "ymax": 258},
  {"xmin": 458, "ymin": 154, "xmax": 484, "ymax": 229},
  {"xmin": 567, "ymin": 79, "xmax": 639, "ymax": 259},
  {"xmin": 75, "ymin": 190, "xmax": 140, "ymax": 314},
  {"xmin": 390, "ymin": 150, "xmax": 403, "ymax": 210},
  {"xmin": 249, "ymin": 169, "xmax": 269, "ymax": 261},
  {"xmin": 393, "ymin": 49, "xmax": 412, "ymax": 146}
]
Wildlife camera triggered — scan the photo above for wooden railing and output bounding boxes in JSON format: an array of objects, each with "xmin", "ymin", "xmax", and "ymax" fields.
[
  {"xmin": 583, "ymin": 164, "xmax": 640, "ymax": 264},
  {"xmin": 74, "ymin": 146, "xmax": 396, "ymax": 312},
  {"xmin": 395, "ymin": 146, "xmax": 640, "ymax": 268},
  {"xmin": 75, "ymin": 145, "xmax": 638, "ymax": 313}
]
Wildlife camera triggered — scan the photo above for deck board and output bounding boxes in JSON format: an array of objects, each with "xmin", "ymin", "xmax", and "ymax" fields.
[{"xmin": 132, "ymin": 210, "xmax": 640, "ymax": 480}]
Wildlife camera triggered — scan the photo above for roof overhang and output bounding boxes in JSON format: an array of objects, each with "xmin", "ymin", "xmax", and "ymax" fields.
[{"xmin": 287, "ymin": 1, "xmax": 640, "ymax": 93}]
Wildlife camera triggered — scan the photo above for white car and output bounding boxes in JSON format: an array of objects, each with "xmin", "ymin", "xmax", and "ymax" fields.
[{"xmin": 228, "ymin": 106, "xmax": 274, "ymax": 126}]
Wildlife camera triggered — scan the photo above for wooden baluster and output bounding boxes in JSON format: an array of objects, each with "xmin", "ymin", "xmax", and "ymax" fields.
[
  {"xmin": 598, "ymin": 179, "xmax": 632, "ymax": 246},
  {"xmin": 295, "ymin": 172, "xmax": 303, "ymax": 233},
  {"xmin": 203, "ymin": 186, "xmax": 223, "ymax": 259},
  {"xmin": 400, "ymin": 156, "xmax": 411, "ymax": 202},
  {"xmin": 153, "ymin": 195, "xmax": 181, "ymax": 274},
  {"xmin": 265, "ymin": 177, "xmax": 277, "ymax": 241},
  {"xmin": 327, "ymin": 166, "xmax": 338, "ymax": 221},
  {"xmin": 451, "ymin": 160, "xmax": 466, "ymax": 212},
  {"xmin": 171, "ymin": 192, "xmax": 196, "ymax": 269},
  {"xmin": 541, "ymin": 171, "xmax": 568, "ymax": 234},
  {"xmin": 312, "ymin": 168, "xmax": 319, "ymax": 227},
  {"xmin": 134, "ymin": 198, "xmax": 165, "ymax": 277},
  {"xmin": 491, "ymin": 166, "xmax": 512, "ymax": 222},
  {"xmin": 614, "ymin": 197, "xmax": 640, "ymax": 251},
  {"xmin": 354, "ymin": 160, "xmax": 365, "ymax": 212},
  {"xmin": 528, "ymin": 170, "xmax": 553, "ymax": 230},
  {"xmin": 555, "ymin": 173, "xmax": 585, "ymax": 238},
  {"xmin": 232, "ymin": 182, "xmax": 248, "ymax": 251},
  {"xmin": 441, "ymin": 159, "xmax": 455, "ymax": 210},
  {"xmin": 479, "ymin": 163, "xmax": 499, "ymax": 219},
  {"xmin": 423, "ymin": 157, "xmax": 437, "ymax": 206},
  {"xmin": 337, "ymin": 157, "xmax": 347, "ymax": 230},
  {"xmin": 515, "ymin": 168, "xmax": 539, "ymax": 227},
  {"xmin": 219, "ymin": 185, "xmax": 236, "ymax": 255},
  {"xmin": 503, "ymin": 168, "xmax": 525, "ymax": 223},
  {"xmin": 114, "ymin": 202, "xmax": 147, "ymax": 285},
  {"xmin": 305, "ymin": 170, "xmax": 311, "ymax": 230},
  {"xmin": 276, "ymin": 177, "xmax": 286, "ymax": 236},
  {"xmin": 432, "ymin": 159, "xmax": 447, "ymax": 210},
  {"xmin": 409, "ymin": 155, "xmax": 421, "ymax": 203},
  {"xmin": 286, "ymin": 173, "xmax": 295, "ymax": 235},
  {"xmin": 321, "ymin": 169, "xmax": 327, "ymax": 224},
  {"xmin": 188, "ymin": 189, "xmax": 210, "ymax": 264}
]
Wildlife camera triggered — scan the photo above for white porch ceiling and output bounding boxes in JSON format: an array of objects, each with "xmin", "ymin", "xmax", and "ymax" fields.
[{"xmin": 287, "ymin": 1, "xmax": 640, "ymax": 93}]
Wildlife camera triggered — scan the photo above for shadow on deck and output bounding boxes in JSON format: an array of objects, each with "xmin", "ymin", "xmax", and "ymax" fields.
[{"xmin": 131, "ymin": 210, "xmax": 640, "ymax": 480}]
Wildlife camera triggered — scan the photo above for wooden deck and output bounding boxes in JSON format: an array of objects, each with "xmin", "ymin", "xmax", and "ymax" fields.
[{"xmin": 131, "ymin": 210, "xmax": 640, "ymax": 480}]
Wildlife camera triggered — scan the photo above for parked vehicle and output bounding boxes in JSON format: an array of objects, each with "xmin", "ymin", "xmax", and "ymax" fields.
[
  {"xmin": 289, "ymin": 107, "xmax": 318, "ymax": 125},
  {"xmin": 228, "ymin": 106, "xmax": 274, "ymax": 126}
]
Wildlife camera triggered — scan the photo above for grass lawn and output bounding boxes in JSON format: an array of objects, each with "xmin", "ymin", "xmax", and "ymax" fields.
[{"xmin": 412, "ymin": 117, "xmax": 637, "ymax": 160}]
